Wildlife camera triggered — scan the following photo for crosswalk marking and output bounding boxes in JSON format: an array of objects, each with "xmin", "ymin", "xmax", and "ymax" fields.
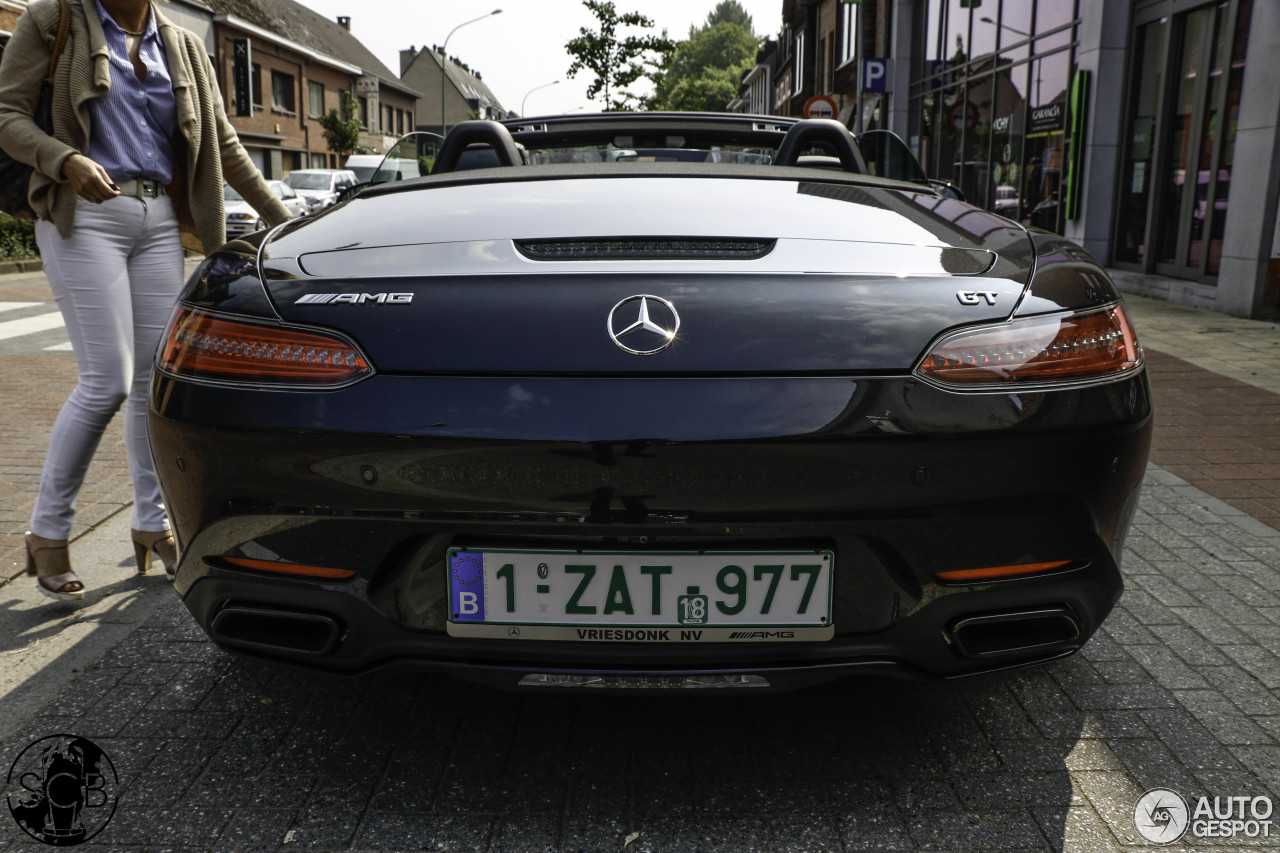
[
  {"xmin": 0, "ymin": 311, "xmax": 64, "ymax": 341},
  {"xmin": 0, "ymin": 302, "xmax": 69, "ymax": 352}
]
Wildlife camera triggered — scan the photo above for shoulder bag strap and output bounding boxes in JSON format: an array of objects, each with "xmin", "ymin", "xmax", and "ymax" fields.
[{"xmin": 44, "ymin": 0, "xmax": 71, "ymax": 85}]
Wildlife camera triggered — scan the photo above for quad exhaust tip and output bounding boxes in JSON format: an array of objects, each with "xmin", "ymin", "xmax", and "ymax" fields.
[
  {"xmin": 211, "ymin": 605, "xmax": 342, "ymax": 656},
  {"xmin": 950, "ymin": 608, "xmax": 1081, "ymax": 659}
]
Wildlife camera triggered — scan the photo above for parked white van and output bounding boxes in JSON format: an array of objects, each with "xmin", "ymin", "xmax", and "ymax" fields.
[{"xmin": 344, "ymin": 154, "xmax": 385, "ymax": 183}]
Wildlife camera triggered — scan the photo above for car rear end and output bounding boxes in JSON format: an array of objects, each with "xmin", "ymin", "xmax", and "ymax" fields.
[{"xmin": 148, "ymin": 169, "xmax": 1151, "ymax": 691}]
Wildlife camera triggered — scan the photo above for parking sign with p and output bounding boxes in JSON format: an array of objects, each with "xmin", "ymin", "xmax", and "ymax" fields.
[{"xmin": 862, "ymin": 58, "xmax": 888, "ymax": 93}]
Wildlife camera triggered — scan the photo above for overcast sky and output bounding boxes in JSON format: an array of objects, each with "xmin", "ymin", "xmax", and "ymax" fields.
[{"xmin": 292, "ymin": 1, "xmax": 785, "ymax": 116}]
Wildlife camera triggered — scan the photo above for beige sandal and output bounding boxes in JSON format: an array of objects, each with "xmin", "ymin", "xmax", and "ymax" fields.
[
  {"xmin": 132, "ymin": 528, "xmax": 177, "ymax": 580},
  {"xmin": 25, "ymin": 532, "xmax": 85, "ymax": 601}
]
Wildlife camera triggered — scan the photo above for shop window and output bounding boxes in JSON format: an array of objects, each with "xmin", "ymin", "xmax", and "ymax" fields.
[
  {"xmin": 1023, "ymin": 51, "xmax": 1070, "ymax": 234},
  {"xmin": 990, "ymin": 68, "xmax": 1028, "ymax": 221},
  {"xmin": 1036, "ymin": 1, "xmax": 1074, "ymax": 37},
  {"xmin": 1116, "ymin": 18, "xmax": 1165, "ymax": 265},
  {"xmin": 251, "ymin": 63, "xmax": 262, "ymax": 108},
  {"xmin": 969, "ymin": 9, "xmax": 997, "ymax": 63},
  {"xmin": 999, "ymin": 4, "xmax": 1034, "ymax": 63},
  {"xmin": 944, "ymin": 0, "xmax": 970, "ymax": 63},
  {"xmin": 1191, "ymin": 0, "xmax": 1250, "ymax": 275}
]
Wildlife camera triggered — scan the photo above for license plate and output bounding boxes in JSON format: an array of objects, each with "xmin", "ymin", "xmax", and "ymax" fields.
[{"xmin": 445, "ymin": 548, "xmax": 834, "ymax": 642}]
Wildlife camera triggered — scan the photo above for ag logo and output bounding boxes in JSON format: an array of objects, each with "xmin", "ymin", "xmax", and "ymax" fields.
[
  {"xmin": 5, "ymin": 735, "xmax": 118, "ymax": 846},
  {"xmin": 1134, "ymin": 788, "xmax": 1190, "ymax": 844}
]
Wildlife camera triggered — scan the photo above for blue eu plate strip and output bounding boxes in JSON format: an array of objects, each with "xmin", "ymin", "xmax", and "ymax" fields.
[{"xmin": 449, "ymin": 550, "xmax": 485, "ymax": 622}]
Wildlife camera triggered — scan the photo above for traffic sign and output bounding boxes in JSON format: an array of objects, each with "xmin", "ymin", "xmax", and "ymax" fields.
[
  {"xmin": 862, "ymin": 58, "xmax": 888, "ymax": 93},
  {"xmin": 947, "ymin": 100, "xmax": 980, "ymax": 134},
  {"xmin": 803, "ymin": 95, "xmax": 838, "ymax": 120}
]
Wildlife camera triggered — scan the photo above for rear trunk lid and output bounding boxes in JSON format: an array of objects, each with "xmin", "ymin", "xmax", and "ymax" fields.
[{"xmin": 260, "ymin": 175, "xmax": 1034, "ymax": 375}]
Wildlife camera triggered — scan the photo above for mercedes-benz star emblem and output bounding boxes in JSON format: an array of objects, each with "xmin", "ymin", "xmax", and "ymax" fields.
[{"xmin": 607, "ymin": 295, "xmax": 680, "ymax": 355}]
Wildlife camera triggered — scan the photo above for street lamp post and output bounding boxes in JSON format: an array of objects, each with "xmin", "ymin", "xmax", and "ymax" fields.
[
  {"xmin": 980, "ymin": 16, "xmax": 1039, "ymax": 102},
  {"xmin": 440, "ymin": 9, "xmax": 502, "ymax": 136},
  {"xmin": 521, "ymin": 80, "xmax": 559, "ymax": 117},
  {"xmin": 979, "ymin": 16, "xmax": 1030, "ymax": 38}
]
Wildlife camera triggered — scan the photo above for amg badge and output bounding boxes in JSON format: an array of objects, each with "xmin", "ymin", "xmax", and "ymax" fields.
[{"xmin": 294, "ymin": 293, "xmax": 414, "ymax": 304}]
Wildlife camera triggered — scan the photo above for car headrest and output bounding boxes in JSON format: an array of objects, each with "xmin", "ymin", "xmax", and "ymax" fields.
[{"xmin": 433, "ymin": 120, "xmax": 524, "ymax": 174}]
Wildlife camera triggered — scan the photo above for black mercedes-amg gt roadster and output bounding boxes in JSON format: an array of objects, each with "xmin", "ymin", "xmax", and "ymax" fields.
[{"xmin": 148, "ymin": 113, "xmax": 1151, "ymax": 691}]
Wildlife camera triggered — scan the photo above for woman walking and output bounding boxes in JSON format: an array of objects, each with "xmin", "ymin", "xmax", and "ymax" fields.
[{"xmin": 0, "ymin": 0, "xmax": 290, "ymax": 599}]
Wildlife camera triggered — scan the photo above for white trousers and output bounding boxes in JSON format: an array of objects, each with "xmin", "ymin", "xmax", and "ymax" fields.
[{"xmin": 30, "ymin": 194, "xmax": 184, "ymax": 539}]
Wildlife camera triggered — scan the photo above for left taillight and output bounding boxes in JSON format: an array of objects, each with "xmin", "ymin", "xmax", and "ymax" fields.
[
  {"xmin": 157, "ymin": 306, "xmax": 372, "ymax": 387},
  {"xmin": 915, "ymin": 303, "xmax": 1142, "ymax": 390}
]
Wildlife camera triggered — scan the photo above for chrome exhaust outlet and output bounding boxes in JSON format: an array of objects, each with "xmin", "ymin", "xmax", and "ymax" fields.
[
  {"xmin": 949, "ymin": 608, "xmax": 1080, "ymax": 659},
  {"xmin": 211, "ymin": 605, "xmax": 342, "ymax": 656}
]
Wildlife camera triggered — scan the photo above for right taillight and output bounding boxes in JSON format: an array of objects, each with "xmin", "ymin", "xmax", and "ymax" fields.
[
  {"xmin": 915, "ymin": 303, "xmax": 1142, "ymax": 390},
  {"xmin": 157, "ymin": 306, "xmax": 372, "ymax": 387}
]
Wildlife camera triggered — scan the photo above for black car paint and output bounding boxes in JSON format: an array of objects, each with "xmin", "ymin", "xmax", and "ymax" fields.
[{"xmin": 149, "ymin": 154, "xmax": 1152, "ymax": 689}]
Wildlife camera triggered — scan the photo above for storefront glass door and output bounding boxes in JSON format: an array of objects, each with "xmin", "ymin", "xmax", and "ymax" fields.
[{"xmin": 1116, "ymin": 0, "xmax": 1251, "ymax": 281}]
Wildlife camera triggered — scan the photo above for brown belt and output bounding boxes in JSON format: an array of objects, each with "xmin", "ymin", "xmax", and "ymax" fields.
[{"xmin": 115, "ymin": 178, "xmax": 166, "ymax": 198}]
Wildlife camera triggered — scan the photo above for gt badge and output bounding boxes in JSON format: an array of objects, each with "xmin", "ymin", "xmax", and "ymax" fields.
[
  {"xmin": 608, "ymin": 295, "xmax": 680, "ymax": 355},
  {"xmin": 957, "ymin": 290, "xmax": 998, "ymax": 306}
]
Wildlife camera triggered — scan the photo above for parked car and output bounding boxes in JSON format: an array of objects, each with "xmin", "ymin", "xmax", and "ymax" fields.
[
  {"xmin": 1029, "ymin": 191, "xmax": 1060, "ymax": 231},
  {"xmin": 343, "ymin": 154, "xmax": 385, "ymax": 183},
  {"xmin": 282, "ymin": 168, "xmax": 358, "ymax": 212},
  {"xmin": 223, "ymin": 181, "xmax": 305, "ymax": 239},
  {"xmin": 993, "ymin": 184, "xmax": 1020, "ymax": 218},
  {"xmin": 150, "ymin": 113, "xmax": 1151, "ymax": 692}
]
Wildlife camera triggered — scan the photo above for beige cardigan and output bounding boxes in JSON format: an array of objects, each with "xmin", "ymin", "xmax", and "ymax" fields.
[{"xmin": 0, "ymin": 0, "xmax": 290, "ymax": 253}]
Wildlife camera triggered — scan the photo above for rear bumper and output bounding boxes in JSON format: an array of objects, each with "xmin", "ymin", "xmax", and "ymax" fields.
[
  {"xmin": 150, "ymin": 371, "xmax": 1150, "ymax": 690},
  {"xmin": 181, "ymin": 535, "xmax": 1114, "ymax": 688}
]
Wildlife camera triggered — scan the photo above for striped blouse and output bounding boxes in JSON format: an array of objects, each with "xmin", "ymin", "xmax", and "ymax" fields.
[{"xmin": 87, "ymin": 0, "xmax": 176, "ymax": 184}]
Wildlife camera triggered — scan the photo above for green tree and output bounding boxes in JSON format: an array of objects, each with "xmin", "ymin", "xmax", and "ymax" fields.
[
  {"xmin": 649, "ymin": 21, "xmax": 759, "ymax": 112},
  {"xmin": 566, "ymin": 0, "xmax": 674, "ymax": 111},
  {"xmin": 704, "ymin": 0, "xmax": 753, "ymax": 35},
  {"xmin": 317, "ymin": 91, "xmax": 361, "ymax": 158}
]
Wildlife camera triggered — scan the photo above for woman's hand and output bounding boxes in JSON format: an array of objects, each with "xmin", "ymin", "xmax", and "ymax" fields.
[{"xmin": 62, "ymin": 154, "xmax": 121, "ymax": 203}]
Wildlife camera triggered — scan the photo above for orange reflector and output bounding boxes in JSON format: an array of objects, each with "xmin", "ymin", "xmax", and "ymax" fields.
[
  {"xmin": 222, "ymin": 557, "xmax": 357, "ymax": 580},
  {"xmin": 917, "ymin": 304, "xmax": 1141, "ymax": 388},
  {"xmin": 158, "ymin": 306, "xmax": 371, "ymax": 386},
  {"xmin": 935, "ymin": 560, "xmax": 1074, "ymax": 583}
]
